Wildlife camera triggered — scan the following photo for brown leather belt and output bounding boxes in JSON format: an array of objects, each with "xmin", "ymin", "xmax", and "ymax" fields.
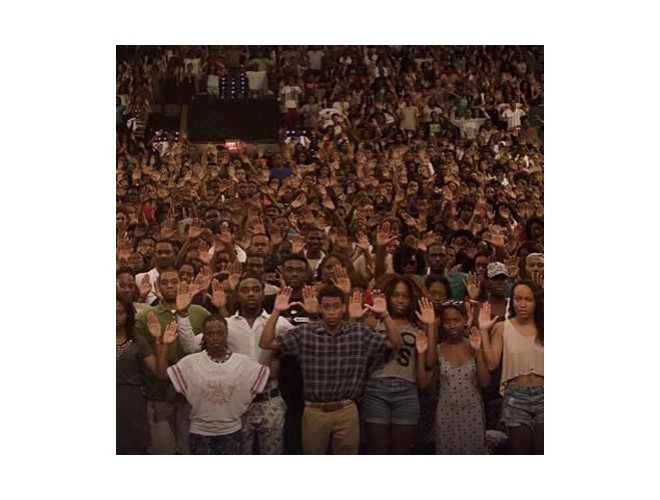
[{"xmin": 305, "ymin": 399, "xmax": 353, "ymax": 412}]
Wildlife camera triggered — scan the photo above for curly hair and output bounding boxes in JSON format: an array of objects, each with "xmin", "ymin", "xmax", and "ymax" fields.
[{"xmin": 380, "ymin": 274, "xmax": 426, "ymax": 325}]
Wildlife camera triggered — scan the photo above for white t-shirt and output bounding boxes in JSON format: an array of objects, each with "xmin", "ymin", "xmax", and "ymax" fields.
[
  {"xmin": 307, "ymin": 50, "xmax": 324, "ymax": 70},
  {"xmin": 207, "ymin": 74, "xmax": 220, "ymax": 90},
  {"xmin": 501, "ymin": 107, "xmax": 526, "ymax": 129},
  {"xmin": 245, "ymin": 70, "xmax": 267, "ymax": 91},
  {"xmin": 281, "ymin": 85, "xmax": 302, "ymax": 109},
  {"xmin": 168, "ymin": 352, "xmax": 269, "ymax": 436}
]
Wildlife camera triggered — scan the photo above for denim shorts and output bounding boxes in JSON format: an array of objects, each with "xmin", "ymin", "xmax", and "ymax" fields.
[
  {"xmin": 501, "ymin": 382, "xmax": 544, "ymax": 429},
  {"xmin": 361, "ymin": 377, "xmax": 420, "ymax": 425}
]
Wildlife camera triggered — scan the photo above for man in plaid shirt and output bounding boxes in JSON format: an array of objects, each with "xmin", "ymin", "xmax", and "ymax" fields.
[{"xmin": 260, "ymin": 284, "xmax": 402, "ymax": 454}]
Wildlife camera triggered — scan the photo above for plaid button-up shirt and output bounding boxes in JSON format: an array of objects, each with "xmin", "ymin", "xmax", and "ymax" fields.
[{"xmin": 276, "ymin": 320, "xmax": 387, "ymax": 403}]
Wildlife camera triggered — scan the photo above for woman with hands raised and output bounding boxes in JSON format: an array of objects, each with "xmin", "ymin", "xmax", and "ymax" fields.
[
  {"xmin": 361, "ymin": 274, "xmax": 437, "ymax": 455},
  {"xmin": 477, "ymin": 280, "xmax": 544, "ymax": 454},
  {"xmin": 417, "ymin": 300, "xmax": 490, "ymax": 454},
  {"xmin": 116, "ymin": 291, "xmax": 167, "ymax": 454}
]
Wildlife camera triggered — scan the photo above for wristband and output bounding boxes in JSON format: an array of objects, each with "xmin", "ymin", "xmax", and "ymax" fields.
[{"xmin": 375, "ymin": 311, "xmax": 390, "ymax": 320}]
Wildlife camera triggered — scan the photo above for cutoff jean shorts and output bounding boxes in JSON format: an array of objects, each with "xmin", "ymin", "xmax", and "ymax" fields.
[
  {"xmin": 361, "ymin": 377, "xmax": 420, "ymax": 425},
  {"xmin": 501, "ymin": 382, "xmax": 544, "ymax": 429}
]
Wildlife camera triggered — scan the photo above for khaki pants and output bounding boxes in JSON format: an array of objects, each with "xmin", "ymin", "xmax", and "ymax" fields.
[{"xmin": 301, "ymin": 402, "xmax": 359, "ymax": 455}]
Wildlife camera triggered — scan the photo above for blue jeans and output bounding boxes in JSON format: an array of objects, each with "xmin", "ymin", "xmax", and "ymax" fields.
[{"xmin": 189, "ymin": 430, "xmax": 244, "ymax": 455}]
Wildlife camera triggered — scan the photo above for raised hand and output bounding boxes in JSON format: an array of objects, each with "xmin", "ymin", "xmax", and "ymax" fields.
[
  {"xmin": 465, "ymin": 300, "xmax": 474, "ymax": 328},
  {"xmin": 468, "ymin": 326, "xmax": 482, "ymax": 350},
  {"xmin": 153, "ymin": 281, "xmax": 164, "ymax": 303},
  {"xmin": 301, "ymin": 285, "xmax": 320, "ymax": 315},
  {"xmin": 291, "ymin": 193, "xmax": 306, "ymax": 209},
  {"xmin": 477, "ymin": 302, "xmax": 499, "ymax": 332},
  {"xmin": 207, "ymin": 278, "xmax": 227, "ymax": 309},
  {"xmin": 138, "ymin": 274, "xmax": 152, "ymax": 299},
  {"xmin": 321, "ymin": 197, "xmax": 335, "ymax": 211},
  {"xmin": 484, "ymin": 226, "xmax": 506, "ymax": 248},
  {"xmin": 532, "ymin": 270, "xmax": 544, "ymax": 289},
  {"xmin": 198, "ymin": 248, "xmax": 213, "ymax": 266},
  {"xmin": 176, "ymin": 282, "xmax": 194, "ymax": 314},
  {"xmin": 253, "ymin": 222, "xmax": 266, "ymax": 235},
  {"xmin": 415, "ymin": 297, "xmax": 436, "ymax": 326},
  {"xmin": 117, "ymin": 235, "xmax": 133, "ymax": 261},
  {"xmin": 331, "ymin": 265, "xmax": 352, "ymax": 295},
  {"xmin": 463, "ymin": 273, "xmax": 481, "ymax": 300},
  {"xmin": 274, "ymin": 286, "xmax": 297, "ymax": 313},
  {"xmin": 160, "ymin": 216, "xmax": 177, "ymax": 240},
  {"xmin": 416, "ymin": 329, "xmax": 429, "ymax": 354},
  {"xmin": 146, "ymin": 312, "xmax": 162, "ymax": 340},
  {"xmin": 355, "ymin": 232, "xmax": 371, "ymax": 252},
  {"xmin": 187, "ymin": 218, "xmax": 204, "ymax": 240},
  {"xmin": 418, "ymin": 231, "xmax": 435, "ymax": 252},
  {"xmin": 191, "ymin": 267, "xmax": 212, "ymax": 296},
  {"xmin": 227, "ymin": 260, "xmax": 242, "ymax": 291},
  {"xmin": 270, "ymin": 230, "xmax": 284, "ymax": 247},
  {"xmin": 376, "ymin": 222, "xmax": 397, "ymax": 247},
  {"xmin": 290, "ymin": 234, "xmax": 305, "ymax": 254},
  {"xmin": 162, "ymin": 320, "xmax": 178, "ymax": 345},
  {"xmin": 348, "ymin": 290, "xmax": 369, "ymax": 320},
  {"xmin": 365, "ymin": 289, "xmax": 387, "ymax": 316}
]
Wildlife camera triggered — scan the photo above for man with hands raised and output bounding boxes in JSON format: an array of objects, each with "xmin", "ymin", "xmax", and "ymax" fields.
[
  {"xmin": 134, "ymin": 268, "xmax": 211, "ymax": 454},
  {"xmin": 259, "ymin": 285, "xmax": 402, "ymax": 454}
]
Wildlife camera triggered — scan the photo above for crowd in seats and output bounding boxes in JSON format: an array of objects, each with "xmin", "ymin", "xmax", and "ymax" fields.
[{"xmin": 116, "ymin": 45, "xmax": 544, "ymax": 455}]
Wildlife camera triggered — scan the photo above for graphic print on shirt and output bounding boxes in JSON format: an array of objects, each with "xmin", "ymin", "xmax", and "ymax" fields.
[
  {"xmin": 205, "ymin": 379, "xmax": 235, "ymax": 405},
  {"xmin": 396, "ymin": 331, "xmax": 418, "ymax": 367}
]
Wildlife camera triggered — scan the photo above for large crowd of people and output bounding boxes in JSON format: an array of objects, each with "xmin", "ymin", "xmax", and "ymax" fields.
[{"xmin": 116, "ymin": 45, "xmax": 544, "ymax": 455}]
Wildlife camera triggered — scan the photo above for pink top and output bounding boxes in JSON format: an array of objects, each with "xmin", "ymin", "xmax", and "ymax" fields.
[{"xmin": 500, "ymin": 319, "xmax": 544, "ymax": 395}]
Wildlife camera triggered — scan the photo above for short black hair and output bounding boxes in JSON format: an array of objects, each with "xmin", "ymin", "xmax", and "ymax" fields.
[
  {"xmin": 237, "ymin": 271, "xmax": 265, "ymax": 290},
  {"xmin": 317, "ymin": 285, "xmax": 346, "ymax": 303},
  {"xmin": 116, "ymin": 266, "xmax": 135, "ymax": 278},
  {"xmin": 281, "ymin": 252, "xmax": 309, "ymax": 268}
]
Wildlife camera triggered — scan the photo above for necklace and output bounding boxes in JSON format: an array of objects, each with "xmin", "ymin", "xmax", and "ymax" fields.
[
  {"xmin": 207, "ymin": 349, "xmax": 232, "ymax": 364},
  {"xmin": 116, "ymin": 339, "xmax": 133, "ymax": 359}
]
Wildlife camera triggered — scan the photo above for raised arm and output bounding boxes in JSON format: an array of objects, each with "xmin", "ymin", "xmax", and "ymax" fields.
[
  {"xmin": 415, "ymin": 297, "xmax": 437, "ymax": 370},
  {"xmin": 478, "ymin": 303, "xmax": 503, "ymax": 371},
  {"xmin": 145, "ymin": 312, "xmax": 178, "ymax": 380},
  {"xmin": 375, "ymin": 222, "xmax": 396, "ymax": 279},
  {"xmin": 369, "ymin": 289, "xmax": 402, "ymax": 349},
  {"xmin": 415, "ymin": 329, "xmax": 433, "ymax": 389},
  {"xmin": 259, "ymin": 286, "xmax": 296, "ymax": 350},
  {"xmin": 175, "ymin": 281, "xmax": 203, "ymax": 353},
  {"xmin": 469, "ymin": 326, "xmax": 491, "ymax": 387}
]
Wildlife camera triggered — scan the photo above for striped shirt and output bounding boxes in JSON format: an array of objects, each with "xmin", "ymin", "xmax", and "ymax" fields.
[{"xmin": 276, "ymin": 321, "xmax": 387, "ymax": 403}]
